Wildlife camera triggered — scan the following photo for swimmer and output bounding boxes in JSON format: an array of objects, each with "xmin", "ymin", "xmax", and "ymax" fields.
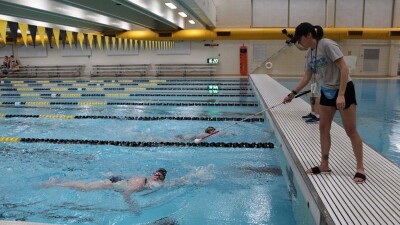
[
  {"xmin": 175, "ymin": 126, "xmax": 216, "ymax": 141},
  {"xmin": 43, "ymin": 168, "xmax": 167, "ymax": 210}
]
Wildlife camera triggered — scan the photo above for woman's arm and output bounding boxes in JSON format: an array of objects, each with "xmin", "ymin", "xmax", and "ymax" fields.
[
  {"xmin": 283, "ymin": 70, "xmax": 312, "ymax": 103},
  {"xmin": 122, "ymin": 191, "xmax": 141, "ymax": 214}
]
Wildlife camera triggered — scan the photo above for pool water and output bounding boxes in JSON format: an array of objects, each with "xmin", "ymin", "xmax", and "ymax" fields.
[
  {"xmin": 0, "ymin": 78, "xmax": 304, "ymax": 225},
  {"xmin": 1, "ymin": 142, "xmax": 292, "ymax": 225},
  {"xmin": 276, "ymin": 78, "xmax": 400, "ymax": 165}
]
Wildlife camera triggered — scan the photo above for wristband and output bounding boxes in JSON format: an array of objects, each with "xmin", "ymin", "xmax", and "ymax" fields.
[{"xmin": 291, "ymin": 90, "xmax": 297, "ymax": 95}]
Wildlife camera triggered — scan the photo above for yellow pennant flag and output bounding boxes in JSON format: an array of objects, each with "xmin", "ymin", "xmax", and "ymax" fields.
[
  {"xmin": 124, "ymin": 39, "xmax": 128, "ymax": 50},
  {"xmin": 97, "ymin": 35, "xmax": 102, "ymax": 49},
  {"xmin": 38, "ymin": 26, "xmax": 46, "ymax": 47},
  {"xmin": 66, "ymin": 31, "xmax": 73, "ymax": 48},
  {"xmin": 18, "ymin": 23, "xmax": 28, "ymax": 46},
  {"xmin": 118, "ymin": 38, "xmax": 122, "ymax": 49},
  {"xmin": 105, "ymin": 36, "xmax": 109, "ymax": 50},
  {"xmin": 129, "ymin": 39, "xmax": 133, "ymax": 50},
  {"xmin": 112, "ymin": 37, "xmax": 116, "ymax": 49},
  {"xmin": 140, "ymin": 40, "xmax": 143, "ymax": 49},
  {"xmin": 87, "ymin": 34, "xmax": 93, "ymax": 49},
  {"xmin": 53, "ymin": 28, "xmax": 60, "ymax": 48},
  {"xmin": 78, "ymin": 32, "xmax": 84, "ymax": 49},
  {"xmin": 134, "ymin": 40, "xmax": 138, "ymax": 49},
  {"xmin": 0, "ymin": 20, "xmax": 7, "ymax": 44}
]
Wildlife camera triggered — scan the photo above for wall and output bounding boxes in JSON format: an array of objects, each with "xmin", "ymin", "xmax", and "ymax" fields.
[
  {"xmin": 1, "ymin": 39, "xmax": 398, "ymax": 77},
  {"xmin": 1, "ymin": 0, "xmax": 399, "ymax": 77}
]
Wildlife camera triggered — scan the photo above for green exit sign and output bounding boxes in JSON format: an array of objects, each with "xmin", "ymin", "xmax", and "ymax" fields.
[{"xmin": 207, "ymin": 58, "xmax": 219, "ymax": 64}]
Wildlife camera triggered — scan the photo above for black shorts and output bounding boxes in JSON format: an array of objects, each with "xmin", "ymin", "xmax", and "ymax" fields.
[{"xmin": 320, "ymin": 81, "xmax": 357, "ymax": 109}]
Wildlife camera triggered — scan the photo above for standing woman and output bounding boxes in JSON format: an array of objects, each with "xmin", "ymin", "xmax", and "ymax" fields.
[{"xmin": 283, "ymin": 22, "xmax": 366, "ymax": 183}]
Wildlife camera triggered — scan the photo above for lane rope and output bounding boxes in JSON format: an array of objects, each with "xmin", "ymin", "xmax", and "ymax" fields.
[
  {"xmin": 0, "ymin": 87, "xmax": 252, "ymax": 92},
  {"xmin": 0, "ymin": 93, "xmax": 255, "ymax": 98},
  {"xmin": 0, "ymin": 137, "xmax": 274, "ymax": 148},
  {"xmin": 0, "ymin": 101, "xmax": 259, "ymax": 107},
  {"xmin": 0, "ymin": 113, "xmax": 264, "ymax": 122}
]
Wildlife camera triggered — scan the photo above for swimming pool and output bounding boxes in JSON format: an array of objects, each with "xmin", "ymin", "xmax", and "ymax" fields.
[
  {"xmin": 0, "ymin": 78, "xmax": 308, "ymax": 225},
  {"xmin": 276, "ymin": 78, "xmax": 400, "ymax": 165}
]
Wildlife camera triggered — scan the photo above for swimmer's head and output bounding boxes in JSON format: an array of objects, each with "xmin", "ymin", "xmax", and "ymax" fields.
[
  {"xmin": 153, "ymin": 168, "xmax": 167, "ymax": 181},
  {"xmin": 205, "ymin": 126, "xmax": 216, "ymax": 134}
]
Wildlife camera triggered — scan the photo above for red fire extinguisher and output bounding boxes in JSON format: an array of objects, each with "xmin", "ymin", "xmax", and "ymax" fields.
[{"xmin": 240, "ymin": 45, "xmax": 248, "ymax": 76}]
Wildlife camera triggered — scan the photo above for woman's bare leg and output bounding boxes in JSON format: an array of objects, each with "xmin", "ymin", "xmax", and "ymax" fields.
[
  {"xmin": 306, "ymin": 105, "xmax": 336, "ymax": 173},
  {"xmin": 339, "ymin": 104, "xmax": 365, "ymax": 182},
  {"xmin": 51, "ymin": 180, "xmax": 112, "ymax": 191}
]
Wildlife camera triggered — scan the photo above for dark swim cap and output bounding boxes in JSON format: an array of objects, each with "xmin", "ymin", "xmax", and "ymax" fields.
[
  {"xmin": 156, "ymin": 168, "xmax": 167, "ymax": 178},
  {"xmin": 205, "ymin": 126, "xmax": 216, "ymax": 134}
]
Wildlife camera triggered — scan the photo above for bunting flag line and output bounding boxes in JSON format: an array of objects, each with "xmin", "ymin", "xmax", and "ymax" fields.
[
  {"xmin": 8, "ymin": 21, "xmax": 18, "ymax": 44},
  {"xmin": 88, "ymin": 34, "xmax": 93, "ymax": 49},
  {"xmin": 53, "ymin": 28, "xmax": 60, "ymax": 48},
  {"xmin": 38, "ymin": 26, "xmax": 46, "ymax": 47},
  {"xmin": 45, "ymin": 27, "xmax": 53, "ymax": 48},
  {"xmin": 83, "ymin": 33, "xmax": 88, "ymax": 49},
  {"xmin": 97, "ymin": 34, "xmax": 102, "ymax": 49},
  {"xmin": 0, "ymin": 19, "xmax": 178, "ymax": 51},
  {"xmin": 60, "ymin": 30, "xmax": 67, "ymax": 48},
  {"xmin": 105, "ymin": 36, "xmax": 109, "ymax": 50},
  {"xmin": 0, "ymin": 20, "xmax": 7, "ymax": 44},
  {"xmin": 72, "ymin": 32, "xmax": 78, "ymax": 48},
  {"xmin": 101, "ymin": 36, "xmax": 105, "ymax": 49},
  {"xmin": 66, "ymin": 31, "xmax": 73, "ymax": 48},
  {"xmin": 78, "ymin": 32, "xmax": 84, "ymax": 49},
  {"xmin": 28, "ymin": 25, "xmax": 37, "ymax": 47},
  {"xmin": 18, "ymin": 23, "xmax": 28, "ymax": 46},
  {"xmin": 112, "ymin": 37, "xmax": 116, "ymax": 49}
]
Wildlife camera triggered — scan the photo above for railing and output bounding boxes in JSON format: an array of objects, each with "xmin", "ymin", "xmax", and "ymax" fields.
[
  {"xmin": 91, "ymin": 64, "xmax": 149, "ymax": 77},
  {"xmin": 154, "ymin": 64, "xmax": 217, "ymax": 76},
  {"xmin": 10, "ymin": 65, "xmax": 83, "ymax": 78}
]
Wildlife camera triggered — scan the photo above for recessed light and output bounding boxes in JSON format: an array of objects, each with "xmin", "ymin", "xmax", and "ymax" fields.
[
  {"xmin": 188, "ymin": 20, "xmax": 195, "ymax": 24},
  {"xmin": 165, "ymin": 3, "xmax": 177, "ymax": 9},
  {"xmin": 178, "ymin": 12, "xmax": 187, "ymax": 17}
]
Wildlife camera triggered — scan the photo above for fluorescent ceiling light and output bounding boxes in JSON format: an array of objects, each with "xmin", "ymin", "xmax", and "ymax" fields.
[
  {"xmin": 178, "ymin": 12, "xmax": 187, "ymax": 17},
  {"xmin": 165, "ymin": 2, "xmax": 177, "ymax": 9},
  {"xmin": 188, "ymin": 20, "xmax": 195, "ymax": 24}
]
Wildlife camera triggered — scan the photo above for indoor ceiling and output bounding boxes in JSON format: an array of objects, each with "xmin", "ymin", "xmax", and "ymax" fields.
[{"xmin": 0, "ymin": 0, "xmax": 213, "ymax": 34}]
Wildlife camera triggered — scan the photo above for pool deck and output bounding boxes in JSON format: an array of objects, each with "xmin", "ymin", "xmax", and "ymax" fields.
[{"xmin": 251, "ymin": 74, "xmax": 400, "ymax": 225}]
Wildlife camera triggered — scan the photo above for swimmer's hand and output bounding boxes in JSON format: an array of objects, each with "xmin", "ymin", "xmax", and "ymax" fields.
[{"xmin": 123, "ymin": 193, "xmax": 141, "ymax": 215}]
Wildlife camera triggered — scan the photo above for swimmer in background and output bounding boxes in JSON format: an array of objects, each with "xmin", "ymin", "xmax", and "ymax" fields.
[
  {"xmin": 175, "ymin": 126, "xmax": 216, "ymax": 141},
  {"xmin": 43, "ymin": 168, "xmax": 167, "ymax": 211}
]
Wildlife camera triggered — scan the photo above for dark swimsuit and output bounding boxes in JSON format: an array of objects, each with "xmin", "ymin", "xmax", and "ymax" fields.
[
  {"xmin": 109, "ymin": 176, "xmax": 123, "ymax": 183},
  {"xmin": 109, "ymin": 176, "xmax": 148, "ymax": 184}
]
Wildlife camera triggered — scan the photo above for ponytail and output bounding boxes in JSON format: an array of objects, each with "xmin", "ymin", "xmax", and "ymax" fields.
[{"xmin": 313, "ymin": 25, "xmax": 324, "ymax": 40}]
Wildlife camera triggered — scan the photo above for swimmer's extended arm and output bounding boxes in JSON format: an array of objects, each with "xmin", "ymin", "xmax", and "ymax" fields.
[{"xmin": 123, "ymin": 192, "xmax": 140, "ymax": 214}]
